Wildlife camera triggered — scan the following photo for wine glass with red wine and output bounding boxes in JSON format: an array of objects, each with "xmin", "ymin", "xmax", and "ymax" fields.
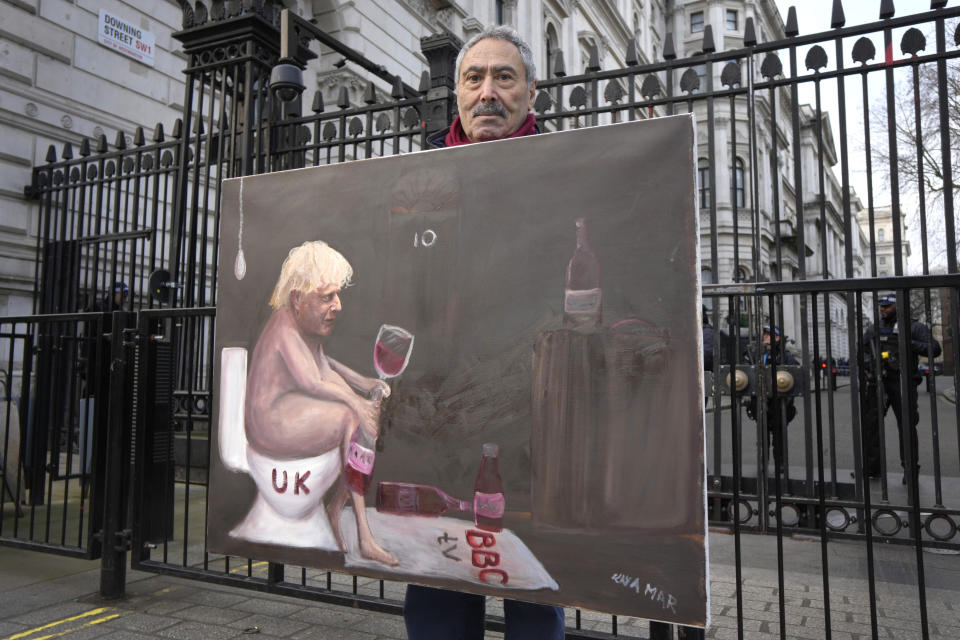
[
  {"xmin": 345, "ymin": 325, "xmax": 415, "ymax": 494},
  {"xmin": 374, "ymin": 324, "xmax": 414, "ymax": 381}
]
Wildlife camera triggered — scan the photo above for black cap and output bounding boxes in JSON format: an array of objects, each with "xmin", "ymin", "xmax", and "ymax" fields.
[
  {"xmin": 878, "ymin": 294, "xmax": 896, "ymax": 307},
  {"xmin": 113, "ymin": 281, "xmax": 129, "ymax": 296}
]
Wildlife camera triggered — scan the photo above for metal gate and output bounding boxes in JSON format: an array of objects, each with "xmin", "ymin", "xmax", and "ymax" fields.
[{"xmin": 6, "ymin": 1, "xmax": 960, "ymax": 638}]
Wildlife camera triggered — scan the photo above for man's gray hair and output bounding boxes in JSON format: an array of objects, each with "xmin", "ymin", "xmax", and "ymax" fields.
[{"xmin": 455, "ymin": 26, "xmax": 537, "ymax": 88}]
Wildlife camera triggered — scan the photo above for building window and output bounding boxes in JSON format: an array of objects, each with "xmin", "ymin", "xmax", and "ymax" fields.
[
  {"xmin": 878, "ymin": 228, "xmax": 885, "ymax": 242},
  {"xmin": 545, "ymin": 23, "xmax": 559, "ymax": 77},
  {"xmin": 731, "ymin": 158, "xmax": 745, "ymax": 208},
  {"xmin": 580, "ymin": 37, "xmax": 596, "ymax": 73},
  {"xmin": 879, "ymin": 271, "xmax": 888, "ymax": 277},
  {"xmin": 726, "ymin": 9, "xmax": 738, "ymax": 31},
  {"xmin": 691, "ymin": 11, "xmax": 704, "ymax": 33},
  {"xmin": 879, "ymin": 256, "xmax": 886, "ymax": 265},
  {"xmin": 495, "ymin": 0, "xmax": 504, "ymax": 25},
  {"xmin": 693, "ymin": 63, "xmax": 706, "ymax": 93},
  {"xmin": 698, "ymin": 160, "xmax": 711, "ymax": 209}
]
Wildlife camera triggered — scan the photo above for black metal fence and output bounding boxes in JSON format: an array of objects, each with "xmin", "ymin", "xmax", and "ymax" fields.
[{"xmin": 3, "ymin": 1, "xmax": 960, "ymax": 638}]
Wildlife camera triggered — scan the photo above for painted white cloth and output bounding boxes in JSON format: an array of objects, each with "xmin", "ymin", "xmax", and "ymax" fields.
[{"xmin": 341, "ymin": 508, "xmax": 559, "ymax": 591}]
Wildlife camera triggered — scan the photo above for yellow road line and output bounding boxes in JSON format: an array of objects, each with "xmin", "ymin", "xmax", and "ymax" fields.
[
  {"xmin": 31, "ymin": 613, "xmax": 122, "ymax": 640},
  {"xmin": 229, "ymin": 560, "xmax": 269, "ymax": 574},
  {"xmin": 2, "ymin": 608, "xmax": 115, "ymax": 640}
]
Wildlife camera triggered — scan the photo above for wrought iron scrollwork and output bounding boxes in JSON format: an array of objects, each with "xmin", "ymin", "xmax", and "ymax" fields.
[
  {"xmin": 603, "ymin": 79, "xmax": 624, "ymax": 104},
  {"xmin": 760, "ymin": 53, "xmax": 783, "ymax": 79},
  {"xmin": 679, "ymin": 67, "xmax": 700, "ymax": 94},
  {"xmin": 720, "ymin": 62, "xmax": 741, "ymax": 88},
  {"xmin": 805, "ymin": 46, "xmax": 828, "ymax": 72},
  {"xmin": 852, "ymin": 37, "xmax": 876, "ymax": 65},
  {"xmin": 640, "ymin": 74, "xmax": 661, "ymax": 100},
  {"xmin": 533, "ymin": 90, "xmax": 553, "ymax": 114},
  {"xmin": 900, "ymin": 27, "xmax": 926, "ymax": 57}
]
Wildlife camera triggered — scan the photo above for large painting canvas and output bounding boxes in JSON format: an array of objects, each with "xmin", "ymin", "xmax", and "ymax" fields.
[{"xmin": 209, "ymin": 115, "xmax": 707, "ymax": 626}]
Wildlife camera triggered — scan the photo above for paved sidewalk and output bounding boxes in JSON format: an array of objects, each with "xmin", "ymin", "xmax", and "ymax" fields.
[{"xmin": 0, "ymin": 530, "xmax": 957, "ymax": 640}]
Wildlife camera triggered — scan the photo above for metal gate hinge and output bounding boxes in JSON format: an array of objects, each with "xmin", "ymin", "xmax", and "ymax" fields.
[{"xmin": 114, "ymin": 528, "xmax": 132, "ymax": 551}]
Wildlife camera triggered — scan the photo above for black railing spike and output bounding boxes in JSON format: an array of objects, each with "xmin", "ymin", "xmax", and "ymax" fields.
[
  {"xmin": 702, "ymin": 24, "xmax": 716, "ymax": 53},
  {"xmin": 418, "ymin": 70, "xmax": 430, "ymax": 93},
  {"xmin": 552, "ymin": 50, "xmax": 566, "ymax": 77},
  {"xmin": 337, "ymin": 86, "xmax": 350, "ymax": 109},
  {"xmin": 172, "ymin": 118, "xmax": 183, "ymax": 139},
  {"xmin": 744, "ymin": 18, "xmax": 757, "ymax": 46},
  {"xmin": 931, "ymin": 0, "xmax": 947, "ymax": 8},
  {"xmin": 785, "ymin": 7, "xmax": 799, "ymax": 37},
  {"xmin": 586, "ymin": 43, "xmax": 600, "ymax": 72},
  {"xmin": 831, "ymin": 0, "xmax": 845, "ymax": 28},
  {"xmin": 880, "ymin": 0, "xmax": 894, "ymax": 19},
  {"xmin": 96, "ymin": 134, "xmax": 108, "ymax": 153},
  {"xmin": 312, "ymin": 90, "xmax": 325, "ymax": 113},
  {"xmin": 391, "ymin": 77, "xmax": 404, "ymax": 99},
  {"xmin": 114, "ymin": 131, "xmax": 127, "ymax": 150},
  {"xmin": 133, "ymin": 126, "xmax": 146, "ymax": 146},
  {"xmin": 153, "ymin": 123, "xmax": 165, "ymax": 142},
  {"xmin": 663, "ymin": 33, "xmax": 676, "ymax": 60},
  {"xmin": 955, "ymin": 22, "xmax": 960, "ymax": 46},
  {"xmin": 192, "ymin": 118, "xmax": 204, "ymax": 134},
  {"xmin": 364, "ymin": 80, "xmax": 377, "ymax": 105},
  {"xmin": 62, "ymin": 142, "xmax": 73, "ymax": 160},
  {"xmin": 625, "ymin": 38, "xmax": 639, "ymax": 66},
  {"xmin": 45, "ymin": 145, "xmax": 57, "ymax": 163},
  {"xmin": 79, "ymin": 138, "xmax": 91, "ymax": 157}
]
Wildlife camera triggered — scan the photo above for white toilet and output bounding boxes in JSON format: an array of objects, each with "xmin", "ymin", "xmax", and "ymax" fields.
[{"xmin": 219, "ymin": 347, "xmax": 342, "ymax": 549}]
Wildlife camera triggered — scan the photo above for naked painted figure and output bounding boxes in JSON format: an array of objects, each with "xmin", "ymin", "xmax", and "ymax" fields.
[{"xmin": 226, "ymin": 240, "xmax": 396, "ymax": 566}]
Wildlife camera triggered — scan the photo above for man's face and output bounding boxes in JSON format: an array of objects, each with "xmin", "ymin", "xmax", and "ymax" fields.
[
  {"xmin": 763, "ymin": 331, "xmax": 772, "ymax": 348},
  {"xmin": 457, "ymin": 38, "xmax": 536, "ymax": 143},
  {"xmin": 292, "ymin": 284, "xmax": 342, "ymax": 338},
  {"xmin": 880, "ymin": 302, "xmax": 896, "ymax": 321}
]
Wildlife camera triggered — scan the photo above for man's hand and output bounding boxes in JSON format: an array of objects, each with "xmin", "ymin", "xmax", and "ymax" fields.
[
  {"xmin": 353, "ymin": 396, "xmax": 382, "ymax": 438},
  {"xmin": 368, "ymin": 378, "xmax": 391, "ymax": 401}
]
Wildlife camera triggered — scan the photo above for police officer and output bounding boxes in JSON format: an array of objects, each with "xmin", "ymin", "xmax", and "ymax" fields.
[
  {"xmin": 744, "ymin": 325, "xmax": 798, "ymax": 469},
  {"xmin": 860, "ymin": 294, "xmax": 941, "ymax": 482}
]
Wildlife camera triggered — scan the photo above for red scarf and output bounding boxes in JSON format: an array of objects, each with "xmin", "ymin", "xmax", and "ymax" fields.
[{"xmin": 444, "ymin": 113, "xmax": 537, "ymax": 147}]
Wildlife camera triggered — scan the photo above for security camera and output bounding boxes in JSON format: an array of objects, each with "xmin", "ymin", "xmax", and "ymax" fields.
[{"xmin": 270, "ymin": 63, "xmax": 305, "ymax": 102}]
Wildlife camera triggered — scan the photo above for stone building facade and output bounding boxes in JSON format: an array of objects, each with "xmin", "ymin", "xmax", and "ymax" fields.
[{"xmin": 2, "ymin": 0, "xmax": 870, "ymax": 362}]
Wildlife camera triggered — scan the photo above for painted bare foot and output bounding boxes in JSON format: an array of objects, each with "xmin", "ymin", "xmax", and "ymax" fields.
[
  {"xmin": 359, "ymin": 538, "xmax": 399, "ymax": 566},
  {"xmin": 326, "ymin": 486, "xmax": 349, "ymax": 553}
]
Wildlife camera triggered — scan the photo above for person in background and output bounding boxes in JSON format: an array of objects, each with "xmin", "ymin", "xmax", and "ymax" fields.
[
  {"xmin": 859, "ymin": 294, "xmax": 941, "ymax": 484},
  {"xmin": 744, "ymin": 325, "xmax": 798, "ymax": 471},
  {"xmin": 407, "ymin": 24, "xmax": 565, "ymax": 640}
]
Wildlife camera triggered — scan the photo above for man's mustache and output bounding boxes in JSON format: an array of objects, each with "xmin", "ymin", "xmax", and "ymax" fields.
[{"xmin": 472, "ymin": 102, "xmax": 507, "ymax": 118}]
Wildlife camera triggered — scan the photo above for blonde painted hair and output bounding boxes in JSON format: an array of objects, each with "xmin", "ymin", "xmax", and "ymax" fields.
[{"xmin": 268, "ymin": 241, "xmax": 353, "ymax": 309}]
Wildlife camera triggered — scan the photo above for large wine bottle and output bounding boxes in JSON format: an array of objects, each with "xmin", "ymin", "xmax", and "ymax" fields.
[
  {"xmin": 563, "ymin": 217, "xmax": 602, "ymax": 330},
  {"xmin": 474, "ymin": 443, "xmax": 505, "ymax": 532}
]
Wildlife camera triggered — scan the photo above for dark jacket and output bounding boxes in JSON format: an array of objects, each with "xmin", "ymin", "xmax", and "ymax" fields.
[
  {"xmin": 426, "ymin": 128, "xmax": 450, "ymax": 149},
  {"xmin": 862, "ymin": 316, "xmax": 942, "ymax": 385}
]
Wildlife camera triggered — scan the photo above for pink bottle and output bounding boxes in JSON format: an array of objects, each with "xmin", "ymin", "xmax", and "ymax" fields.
[
  {"xmin": 474, "ymin": 443, "xmax": 505, "ymax": 532},
  {"xmin": 345, "ymin": 427, "xmax": 375, "ymax": 494},
  {"xmin": 563, "ymin": 217, "xmax": 602, "ymax": 330}
]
